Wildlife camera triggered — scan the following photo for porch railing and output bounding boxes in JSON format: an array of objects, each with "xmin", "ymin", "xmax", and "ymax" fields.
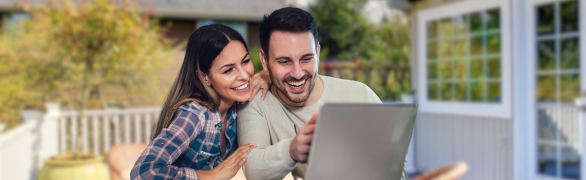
[
  {"xmin": 0, "ymin": 103, "xmax": 161, "ymax": 180},
  {"xmin": 58, "ymin": 107, "xmax": 160, "ymax": 155}
]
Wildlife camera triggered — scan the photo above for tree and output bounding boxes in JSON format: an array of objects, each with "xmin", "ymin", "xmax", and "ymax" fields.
[
  {"xmin": 310, "ymin": 0, "xmax": 369, "ymax": 60},
  {"xmin": 310, "ymin": 0, "xmax": 411, "ymax": 100},
  {"xmin": 0, "ymin": 0, "xmax": 180, "ymax": 137}
]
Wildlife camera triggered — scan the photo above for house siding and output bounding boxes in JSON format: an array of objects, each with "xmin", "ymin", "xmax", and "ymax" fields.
[{"xmin": 415, "ymin": 113, "xmax": 513, "ymax": 180}]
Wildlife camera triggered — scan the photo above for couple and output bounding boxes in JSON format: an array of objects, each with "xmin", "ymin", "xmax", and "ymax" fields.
[{"xmin": 131, "ymin": 7, "xmax": 405, "ymax": 180}]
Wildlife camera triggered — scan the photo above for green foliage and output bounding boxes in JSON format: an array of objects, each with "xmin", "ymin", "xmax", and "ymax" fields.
[
  {"xmin": 249, "ymin": 45, "xmax": 264, "ymax": 73},
  {"xmin": 311, "ymin": 0, "xmax": 369, "ymax": 60},
  {"xmin": 311, "ymin": 0, "xmax": 411, "ymax": 100},
  {"xmin": 0, "ymin": 0, "xmax": 180, "ymax": 129}
]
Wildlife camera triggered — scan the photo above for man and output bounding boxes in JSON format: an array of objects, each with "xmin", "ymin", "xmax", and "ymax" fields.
[{"xmin": 237, "ymin": 7, "xmax": 407, "ymax": 180}]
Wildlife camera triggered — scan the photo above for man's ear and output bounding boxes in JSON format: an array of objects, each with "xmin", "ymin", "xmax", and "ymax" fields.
[
  {"xmin": 259, "ymin": 49, "xmax": 269, "ymax": 72},
  {"xmin": 316, "ymin": 43, "xmax": 321, "ymax": 63}
]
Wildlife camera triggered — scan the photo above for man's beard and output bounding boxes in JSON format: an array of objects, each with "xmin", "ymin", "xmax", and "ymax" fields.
[{"xmin": 268, "ymin": 68, "xmax": 316, "ymax": 103}]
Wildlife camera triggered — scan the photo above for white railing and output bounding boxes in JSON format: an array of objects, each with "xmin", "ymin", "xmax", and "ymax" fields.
[
  {"xmin": 58, "ymin": 107, "xmax": 160, "ymax": 155},
  {"xmin": 0, "ymin": 103, "xmax": 161, "ymax": 180}
]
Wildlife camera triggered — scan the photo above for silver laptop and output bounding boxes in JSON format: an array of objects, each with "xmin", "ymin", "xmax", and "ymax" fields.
[{"xmin": 304, "ymin": 103, "xmax": 418, "ymax": 180}]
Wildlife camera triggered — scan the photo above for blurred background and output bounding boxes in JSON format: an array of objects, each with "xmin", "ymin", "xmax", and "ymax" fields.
[{"xmin": 0, "ymin": 0, "xmax": 584, "ymax": 180}]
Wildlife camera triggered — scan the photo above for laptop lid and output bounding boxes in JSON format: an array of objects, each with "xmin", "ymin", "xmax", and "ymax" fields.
[{"xmin": 304, "ymin": 103, "xmax": 418, "ymax": 180}]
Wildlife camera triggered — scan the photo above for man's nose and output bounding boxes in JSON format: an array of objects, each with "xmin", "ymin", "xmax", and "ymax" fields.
[{"xmin": 291, "ymin": 63, "xmax": 305, "ymax": 80}]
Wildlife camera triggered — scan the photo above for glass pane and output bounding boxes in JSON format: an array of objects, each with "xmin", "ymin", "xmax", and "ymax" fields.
[
  {"xmin": 561, "ymin": 1, "xmax": 579, "ymax": 33},
  {"xmin": 537, "ymin": 108, "xmax": 558, "ymax": 141},
  {"xmin": 439, "ymin": 61, "xmax": 453, "ymax": 79},
  {"xmin": 561, "ymin": 146, "xmax": 580, "ymax": 179},
  {"xmin": 560, "ymin": 74, "xmax": 580, "ymax": 103},
  {"xmin": 427, "ymin": 21, "xmax": 438, "ymax": 39},
  {"xmin": 455, "ymin": 82, "xmax": 467, "ymax": 101},
  {"xmin": 537, "ymin": 4, "xmax": 555, "ymax": 35},
  {"xmin": 487, "ymin": 34, "xmax": 500, "ymax": 54},
  {"xmin": 487, "ymin": 58, "xmax": 501, "ymax": 78},
  {"xmin": 487, "ymin": 82, "xmax": 501, "ymax": 103},
  {"xmin": 470, "ymin": 35, "xmax": 484, "ymax": 56},
  {"xmin": 454, "ymin": 60, "xmax": 466, "ymax": 79},
  {"xmin": 440, "ymin": 83, "xmax": 454, "ymax": 100},
  {"xmin": 537, "ymin": 75, "xmax": 556, "ymax": 102},
  {"xmin": 439, "ymin": 18, "xmax": 453, "ymax": 37},
  {"xmin": 486, "ymin": 8, "xmax": 500, "ymax": 30},
  {"xmin": 470, "ymin": 59, "xmax": 484, "ymax": 78},
  {"xmin": 454, "ymin": 37, "xmax": 468, "ymax": 57},
  {"xmin": 428, "ymin": 42, "xmax": 438, "ymax": 59},
  {"xmin": 427, "ymin": 62, "xmax": 438, "ymax": 79},
  {"xmin": 538, "ymin": 40, "xmax": 556, "ymax": 70},
  {"xmin": 428, "ymin": 83, "xmax": 439, "ymax": 100},
  {"xmin": 469, "ymin": 12, "xmax": 483, "ymax": 33},
  {"xmin": 538, "ymin": 143, "xmax": 558, "ymax": 176},
  {"xmin": 561, "ymin": 38, "xmax": 580, "ymax": 70},
  {"xmin": 453, "ymin": 16, "xmax": 467, "ymax": 35},
  {"xmin": 560, "ymin": 118, "xmax": 579, "ymax": 144},
  {"xmin": 439, "ymin": 40, "xmax": 452, "ymax": 59},
  {"xmin": 470, "ymin": 82, "xmax": 484, "ymax": 102}
]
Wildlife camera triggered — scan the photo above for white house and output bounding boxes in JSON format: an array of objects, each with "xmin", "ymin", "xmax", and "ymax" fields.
[{"xmin": 389, "ymin": 0, "xmax": 586, "ymax": 179}]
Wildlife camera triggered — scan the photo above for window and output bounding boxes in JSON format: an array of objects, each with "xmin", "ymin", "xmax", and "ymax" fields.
[
  {"xmin": 426, "ymin": 9, "xmax": 502, "ymax": 103},
  {"xmin": 417, "ymin": 0, "xmax": 511, "ymax": 118},
  {"xmin": 534, "ymin": 1, "xmax": 581, "ymax": 179}
]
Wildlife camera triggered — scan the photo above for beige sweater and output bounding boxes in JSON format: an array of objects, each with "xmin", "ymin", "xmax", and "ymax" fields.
[{"xmin": 237, "ymin": 75, "xmax": 382, "ymax": 180}]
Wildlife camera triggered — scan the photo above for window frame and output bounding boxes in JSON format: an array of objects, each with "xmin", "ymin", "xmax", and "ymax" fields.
[{"xmin": 416, "ymin": 0, "xmax": 513, "ymax": 118}]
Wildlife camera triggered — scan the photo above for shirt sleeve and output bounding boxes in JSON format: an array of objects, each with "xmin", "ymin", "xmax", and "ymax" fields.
[
  {"xmin": 237, "ymin": 96, "xmax": 297, "ymax": 180},
  {"xmin": 130, "ymin": 106, "xmax": 205, "ymax": 180}
]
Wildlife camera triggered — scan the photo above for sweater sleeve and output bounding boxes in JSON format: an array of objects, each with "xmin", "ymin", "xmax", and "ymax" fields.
[{"xmin": 237, "ymin": 98, "xmax": 297, "ymax": 180}]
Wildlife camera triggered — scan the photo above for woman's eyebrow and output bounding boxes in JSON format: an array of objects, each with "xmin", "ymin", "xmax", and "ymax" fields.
[
  {"xmin": 219, "ymin": 63, "xmax": 235, "ymax": 70},
  {"xmin": 241, "ymin": 53, "xmax": 250, "ymax": 62}
]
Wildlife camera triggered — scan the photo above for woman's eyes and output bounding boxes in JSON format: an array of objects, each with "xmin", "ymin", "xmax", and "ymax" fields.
[
  {"xmin": 223, "ymin": 68, "xmax": 233, "ymax": 74},
  {"xmin": 242, "ymin": 59, "xmax": 251, "ymax": 65}
]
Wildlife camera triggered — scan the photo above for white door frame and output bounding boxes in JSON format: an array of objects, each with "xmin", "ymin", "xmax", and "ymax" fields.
[{"xmin": 522, "ymin": 0, "xmax": 586, "ymax": 179}]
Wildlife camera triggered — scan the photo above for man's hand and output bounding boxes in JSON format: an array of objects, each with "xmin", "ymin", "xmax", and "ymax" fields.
[{"xmin": 289, "ymin": 112, "xmax": 318, "ymax": 163}]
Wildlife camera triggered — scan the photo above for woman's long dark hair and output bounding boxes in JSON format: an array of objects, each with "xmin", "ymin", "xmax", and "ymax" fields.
[{"xmin": 151, "ymin": 24, "xmax": 249, "ymax": 140}]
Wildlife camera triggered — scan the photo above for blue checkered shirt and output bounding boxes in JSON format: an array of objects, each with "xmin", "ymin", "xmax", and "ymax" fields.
[{"xmin": 130, "ymin": 102, "xmax": 238, "ymax": 180}]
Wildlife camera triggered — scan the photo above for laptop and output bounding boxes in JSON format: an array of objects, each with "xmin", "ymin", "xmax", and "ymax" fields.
[{"xmin": 304, "ymin": 103, "xmax": 418, "ymax": 180}]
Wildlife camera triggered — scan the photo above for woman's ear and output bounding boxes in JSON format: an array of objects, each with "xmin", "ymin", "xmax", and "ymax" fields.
[{"xmin": 197, "ymin": 71, "xmax": 211, "ymax": 86}]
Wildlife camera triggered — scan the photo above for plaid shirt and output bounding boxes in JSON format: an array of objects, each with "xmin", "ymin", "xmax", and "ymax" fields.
[{"xmin": 131, "ymin": 102, "xmax": 238, "ymax": 180}]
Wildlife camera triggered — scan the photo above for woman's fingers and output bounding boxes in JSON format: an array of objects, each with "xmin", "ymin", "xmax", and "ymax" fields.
[
  {"xmin": 226, "ymin": 144, "xmax": 254, "ymax": 161},
  {"xmin": 260, "ymin": 85, "xmax": 268, "ymax": 100},
  {"xmin": 249, "ymin": 84, "xmax": 261, "ymax": 102},
  {"xmin": 234, "ymin": 148, "xmax": 252, "ymax": 170}
]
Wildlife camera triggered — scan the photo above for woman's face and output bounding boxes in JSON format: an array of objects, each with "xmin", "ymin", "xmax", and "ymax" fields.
[{"xmin": 204, "ymin": 41, "xmax": 254, "ymax": 103}]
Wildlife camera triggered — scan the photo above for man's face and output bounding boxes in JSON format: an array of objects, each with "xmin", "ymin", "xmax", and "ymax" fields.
[{"xmin": 260, "ymin": 31, "xmax": 320, "ymax": 103}]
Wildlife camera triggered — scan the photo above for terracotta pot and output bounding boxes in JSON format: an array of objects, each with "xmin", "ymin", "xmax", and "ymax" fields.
[{"xmin": 38, "ymin": 154, "xmax": 110, "ymax": 180}]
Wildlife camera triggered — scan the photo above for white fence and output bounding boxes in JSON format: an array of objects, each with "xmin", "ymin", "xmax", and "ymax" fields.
[{"xmin": 0, "ymin": 103, "xmax": 161, "ymax": 180}]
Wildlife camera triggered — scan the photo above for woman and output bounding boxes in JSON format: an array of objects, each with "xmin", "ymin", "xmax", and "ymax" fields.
[{"xmin": 130, "ymin": 24, "xmax": 269, "ymax": 180}]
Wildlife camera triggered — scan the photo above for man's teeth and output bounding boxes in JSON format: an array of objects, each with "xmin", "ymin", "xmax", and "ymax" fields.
[
  {"xmin": 234, "ymin": 82, "xmax": 248, "ymax": 90},
  {"xmin": 287, "ymin": 80, "xmax": 305, "ymax": 87}
]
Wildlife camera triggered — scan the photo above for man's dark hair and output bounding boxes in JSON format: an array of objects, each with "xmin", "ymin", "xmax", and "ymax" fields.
[{"xmin": 259, "ymin": 7, "xmax": 318, "ymax": 59}]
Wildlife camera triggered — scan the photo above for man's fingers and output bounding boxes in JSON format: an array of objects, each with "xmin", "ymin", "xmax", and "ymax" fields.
[
  {"xmin": 307, "ymin": 112, "xmax": 318, "ymax": 125},
  {"xmin": 300, "ymin": 124, "xmax": 316, "ymax": 135}
]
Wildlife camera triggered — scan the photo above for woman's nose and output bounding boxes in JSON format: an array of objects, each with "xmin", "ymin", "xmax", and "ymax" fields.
[{"xmin": 236, "ymin": 66, "xmax": 251, "ymax": 81}]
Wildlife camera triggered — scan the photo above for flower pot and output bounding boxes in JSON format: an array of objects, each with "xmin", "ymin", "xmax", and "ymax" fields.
[{"xmin": 38, "ymin": 154, "xmax": 110, "ymax": 180}]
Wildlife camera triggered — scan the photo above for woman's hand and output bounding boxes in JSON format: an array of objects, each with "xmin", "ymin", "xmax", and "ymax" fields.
[
  {"xmin": 247, "ymin": 70, "xmax": 271, "ymax": 102},
  {"xmin": 207, "ymin": 143, "xmax": 257, "ymax": 180}
]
